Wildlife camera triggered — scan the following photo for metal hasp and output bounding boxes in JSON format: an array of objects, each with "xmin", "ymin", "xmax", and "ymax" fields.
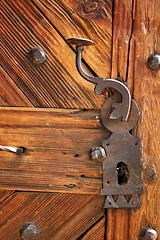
[{"xmin": 67, "ymin": 37, "xmax": 144, "ymax": 208}]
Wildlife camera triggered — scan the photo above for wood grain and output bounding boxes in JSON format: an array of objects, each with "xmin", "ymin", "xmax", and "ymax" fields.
[
  {"xmin": 82, "ymin": 217, "xmax": 105, "ymax": 240},
  {"xmin": 0, "ymin": 107, "xmax": 109, "ymax": 194},
  {"xmin": 111, "ymin": 0, "xmax": 134, "ymax": 81},
  {"xmin": 107, "ymin": 0, "xmax": 160, "ymax": 239},
  {"xmin": 106, "ymin": 2, "xmax": 134, "ymax": 238},
  {"xmin": 1, "ymin": 0, "xmax": 109, "ymax": 109},
  {"xmin": 0, "ymin": 190, "xmax": 14, "ymax": 204},
  {"xmin": 0, "ymin": 67, "xmax": 32, "ymax": 107},
  {"xmin": 0, "ymin": 192, "xmax": 105, "ymax": 239},
  {"xmin": 32, "ymin": 0, "xmax": 112, "ymax": 78},
  {"xmin": 128, "ymin": 0, "xmax": 160, "ymax": 238},
  {"xmin": 107, "ymin": 209, "xmax": 130, "ymax": 240}
]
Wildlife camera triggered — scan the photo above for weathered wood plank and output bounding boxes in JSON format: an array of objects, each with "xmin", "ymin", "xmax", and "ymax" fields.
[
  {"xmin": 0, "ymin": 190, "xmax": 14, "ymax": 204},
  {"xmin": 0, "ymin": 67, "xmax": 32, "ymax": 107},
  {"xmin": 127, "ymin": 0, "xmax": 160, "ymax": 238},
  {"xmin": 107, "ymin": 0, "xmax": 160, "ymax": 239},
  {"xmin": 106, "ymin": 209, "xmax": 129, "ymax": 240},
  {"xmin": 0, "ymin": 108, "xmax": 109, "ymax": 194},
  {"xmin": 32, "ymin": 0, "xmax": 112, "ymax": 78},
  {"xmin": 1, "ymin": 0, "xmax": 106, "ymax": 109},
  {"xmin": 111, "ymin": 0, "xmax": 133, "ymax": 81},
  {"xmin": 0, "ymin": 192, "xmax": 104, "ymax": 239},
  {"xmin": 106, "ymin": 1, "xmax": 134, "ymax": 238},
  {"xmin": 82, "ymin": 217, "xmax": 105, "ymax": 240}
]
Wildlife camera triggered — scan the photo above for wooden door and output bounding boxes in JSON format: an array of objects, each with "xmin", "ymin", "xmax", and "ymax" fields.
[{"xmin": 0, "ymin": 0, "xmax": 159, "ymax": 239}]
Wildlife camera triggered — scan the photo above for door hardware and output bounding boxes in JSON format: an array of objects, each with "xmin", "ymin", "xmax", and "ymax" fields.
[
  {"xmin": 147, "ymin": 53, "xmax": 160, "ymax": 71},
  {"xmin": 90, "ymin": 146, "xmax": 107, "ymax": 163},
  {"xmin": 20, "ymin": 223, "xmax": 39, "ymax": 240},
  {"xmin": 27, "ymin": 46, "xmax": 46, "ymax": 65},
  {"xmin": 0, "ymin": 145, "xmax": 25, "ymax": 155},
  {"xmin": 67, "ymin": 38, "xmax": 131, "ymax": 122},
  {"xmin": 140, "ymin": 227, "xmax": 158, "ymax": 240},
  {"xmin": 68, "ymin": 37, "xmax": 144, "ymax": 208}
]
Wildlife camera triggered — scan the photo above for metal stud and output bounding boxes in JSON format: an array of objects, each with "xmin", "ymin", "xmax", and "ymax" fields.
[
  {"xmin": 27, "ymin": 46, "xmax": 46, "ymax": 65},
  {"xmin": 90, "ymin": 146, "xmax": 106, "ymax": 162},
  {"xmin": 147, "ymin": 53, "xmax": 160, "ymax": 71},
  {"xmin": 20, "ymin": 223, "xmax": 39, "ymax": 240},
  {"xmin": 140, "ymin": 227, "xmax": 158, "ymax": 240}
]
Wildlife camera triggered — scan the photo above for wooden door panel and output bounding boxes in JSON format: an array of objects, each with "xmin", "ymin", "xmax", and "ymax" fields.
[
  {"xmin": 82, "ymin": 217, "xmax": 105, "ymax": 240},
  {"xmin": 1, "ymin": 0, "xmax": 160, "ymax": 239},
  {"xmin": 32, "ymin": 0, "xmax": 112, "ymax": 77},
  {"xmin": 0, "ymin": 107, "xmax": 109, "ymax": 194},
  {"xmin": 0, "ymin": 190, "xmax": 14, "ymax": 203},
  {"xmin": 1, "ymin": 0, "xmax": 112, "ymax": 109},
  {"xmin": 0, "ymin": 67, "xmax": 32, "ymax": 107},
  {"xmin": 107, "ymin": 0, "xmax": 160, "ymax": 239},
  {"xmin": 0, "ymin": 192, "xmax": 105, "ymax": 239}
]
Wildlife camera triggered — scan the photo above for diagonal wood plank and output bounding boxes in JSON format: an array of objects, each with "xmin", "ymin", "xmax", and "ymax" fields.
[
  {"xmin": 0, "ymin": 192, "xmax": 105, "ymax": 240},
  {"xmin": 81, "ymin": 217, "xmax": 105, "ymax": 240},
  {"xmin": 32, "ymin": 0, "xmax": 112, "ymax": 78},
  {"xmin": 1, "ymin": 0, "xmax": 106, "ymax": 109},
  {"xmin": 0, "ymin": 107, "xmax": 109, "ymax": 194},
  {"xmin": 0, "ymin": 190, "xmax": 14, "ymax": 204},
  {"xmin": 0, "ymin": 67, "xmax": 33, "ymax": 107}
]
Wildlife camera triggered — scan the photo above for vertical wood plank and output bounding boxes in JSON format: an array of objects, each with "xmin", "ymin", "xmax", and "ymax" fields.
[
  {"xmin": 107, "ymin": 0, "xmax": 160, "ymax": 239},
  {"xmin": 106, "ymin": 0, "xmax": 133, "ymax": 239},
  {"xmin": 106, "ymin": 209, "xmax": 129, "ymax": 240},
  {"xmin": 111, "ymin": 0, "xmax": 134, "ymax": 81},
  {"xmin": 128, "ymin": 0, "xmax": 160, "ymax": 238}
]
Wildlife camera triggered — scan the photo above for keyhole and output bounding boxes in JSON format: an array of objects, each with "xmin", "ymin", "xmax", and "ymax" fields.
[{"xmin": 117, "ymin": 162, "xmax": 130, "ymax": 185}]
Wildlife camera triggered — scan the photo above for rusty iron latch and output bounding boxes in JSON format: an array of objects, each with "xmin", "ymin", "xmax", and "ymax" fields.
[{"xmin": 67, "ymin": 38, "xmax": 144, "ymax": 208}]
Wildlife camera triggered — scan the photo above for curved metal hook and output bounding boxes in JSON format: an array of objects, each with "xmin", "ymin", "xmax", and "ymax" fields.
[
  {"xmin": 76, "ymin": 45, "xmax": 103, "ymax": 84},
  {"xmin": 68, "ymin": 38, "xmax": 131, "ymax": 121}
]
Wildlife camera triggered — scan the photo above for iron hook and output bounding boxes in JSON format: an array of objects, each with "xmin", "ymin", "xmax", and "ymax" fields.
[{"xmin": 67, "ymin": 38, "xmax": 131, "ymax": 121}]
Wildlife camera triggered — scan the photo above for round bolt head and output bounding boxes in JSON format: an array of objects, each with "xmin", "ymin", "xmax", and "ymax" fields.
[
  {"xmin": 140, "ymin": 227, "xmax": 158, "ymax": 240},
  {"xmin": 147, "ymin": 53, "xmax": 160, "ymax": 71},
  {"xmin": 28, "ymin": 46, "xmax": 46, "ymax": 65},
  {"xmin": 67, "ymin": 38, "xmax": 93, "ymax": 46},
  {"xmin": 90, "ymin": 147, "xmax": 106, "ymax": 162},
  {"xmin": 20, "ymin": 223, "xmax": 39, "ymax": 240}
]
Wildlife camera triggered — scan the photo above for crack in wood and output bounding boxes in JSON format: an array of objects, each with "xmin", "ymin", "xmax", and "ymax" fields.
[{"xmin": 76, "ymin": 216, "xmax": 105, "ymax": 240}]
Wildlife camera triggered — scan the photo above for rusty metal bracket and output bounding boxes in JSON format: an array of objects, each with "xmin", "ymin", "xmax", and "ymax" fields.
[
  {"xmin": 68, "ymin": 37, "xmax": 144, "ymax": 208},
  {"xmin": 101, "ymin": 132, "xmax": 143, "ymax": 208}
]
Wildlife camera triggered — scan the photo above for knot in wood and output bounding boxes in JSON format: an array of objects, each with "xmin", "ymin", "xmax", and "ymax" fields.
[
  {"xmin": 84, "ymin": 1, "xmax": 99, "ymax": 13},
  {"xmin": 144, "ymin": 163, "xmax": 157, "ymax": 182}
]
